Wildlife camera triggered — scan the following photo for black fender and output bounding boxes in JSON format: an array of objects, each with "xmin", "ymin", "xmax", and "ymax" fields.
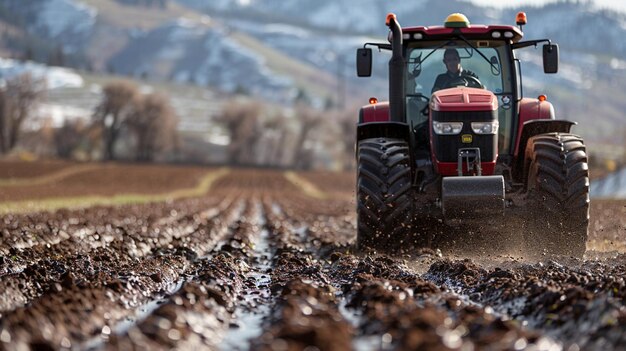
[
  {"xmin": 357, "ymin": 121, "xmax": 411, "ymax": 143},
  {"xmin": 513, "ymin": 119, "xmax": 577, "ymax": 182}
]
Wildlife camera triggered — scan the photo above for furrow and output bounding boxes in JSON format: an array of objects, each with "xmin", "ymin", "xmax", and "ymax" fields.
[
  {"xmin": 250, "ymin": 200, "xmax": 353, "ymax": 351},
  {"xmin": 425, "ymin": 257, "xmax": 626, "ymax": 350}
]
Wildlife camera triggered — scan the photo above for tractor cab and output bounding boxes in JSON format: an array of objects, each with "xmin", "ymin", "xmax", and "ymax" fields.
[
  {"xmin": 405, "ymin": 36, "xmax": 514, "ymax": 155},
  {"xmin": 354, "ymin": 13, "xmax": 589, "ymax": 258},
  {"xmin": 358, "ymin": 13, "xmax": 559, "ymax": 158}
]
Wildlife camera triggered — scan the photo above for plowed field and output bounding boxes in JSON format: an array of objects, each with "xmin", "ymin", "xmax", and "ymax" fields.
[{"xmin": 0, "ymin": 165, "xmax": 625, "ymax": 350}]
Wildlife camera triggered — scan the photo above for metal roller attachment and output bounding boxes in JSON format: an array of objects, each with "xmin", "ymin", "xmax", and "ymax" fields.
[{"xmin": 441, "ymin": 175, "xmax": 505, "ymax": 220}]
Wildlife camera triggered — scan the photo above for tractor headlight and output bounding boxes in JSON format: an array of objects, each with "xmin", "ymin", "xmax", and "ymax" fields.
[
  {"xmin": 471, "ymin": 121, "xmax": 499, "ymax": 134},
  {"xmin": 433, "ymin": 122, "xmax": 463, "ymax": 135}
]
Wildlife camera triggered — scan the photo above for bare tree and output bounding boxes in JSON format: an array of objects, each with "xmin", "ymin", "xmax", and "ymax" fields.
[
  {"xmin": 54, "ymin": 119, "xmax": 88, "ymax": 159},
  {"xmin": 0, "ymin": 73, "xmax": 45, "ymax": 154},
  {"xmin": 0, "ymin": 89, "xmax": 6, "ymax": 153},
  {"xmin": 262, "ymin": 110, "xmax": 290, "ymax": 167},
  {"xmin": 337, "ymin": 107, "xmax": 356, "ymax": 170},
  {"xmin": 621, "ymin": 126, "xmax": 626, "ymax": 168},
  {"xmin": 215, "ymin": 99, "xmax": 263, "ymax": 166},
  {"xmin": 92, "ymin": 81, "xmax": 139, "ymax": 160},
  {"xmin": 292, "ymin": 104, "xmax": 321, "ymax": 170},
  {"xmin": 127, "ymin": 93, "xmax": 178, "ymax": 162}
]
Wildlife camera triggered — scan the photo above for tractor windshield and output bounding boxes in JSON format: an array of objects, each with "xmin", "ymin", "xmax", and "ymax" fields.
[{"xmin": 405, "ymin": 40, "xmax": 515, "ymax": 154}]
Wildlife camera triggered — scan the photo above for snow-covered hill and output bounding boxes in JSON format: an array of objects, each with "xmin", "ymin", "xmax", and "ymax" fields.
[
  {"xmin": 35, "ymin": 0, "xmax": 96, "ymax": 40},
  {"xmin": 108, "ymin": 18, "xmax": 294, "ymax": 101},
  {"xmin": 172, "ymin": 0, "xmax": 626, "ymax": 101},
  {"xmin": 0, "ymin": 58, "xmax": 84, "ymax": 89},
  {"xmin": 2, "ymin": 0, "xmax": 626, "ymax": 155},
  {"xmin": 7, "ymin": 0, "xmax": 626, "ymax": 102},
  {"xmin": 175, "ymin": 0, "xmax": 626, "ymax": 57},
  {"xmin": 0, "ymin": 0, "xmax": 96, "ymax": 52}
]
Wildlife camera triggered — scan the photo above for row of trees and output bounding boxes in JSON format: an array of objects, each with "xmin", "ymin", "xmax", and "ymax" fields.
[
  {"xmin": 92, "ymin": 81, "xmax": 177, "ymax": 161},
  {"xmin": 3, "ymin": 73, "xmax": 625, "ymax": 172},
  {"xmin": 0, "ymin": 74, "xmax": 45, "ymax": 154},
  {"xmin": 61, "ymin": 81, "xmax": 178, "ymax": 162},
  {"xmin": 0, "ymin": 75, "xmax": 178, "ymax": 162},
  {"xmin": 0, "ymin": 72, "xmax": 357, "ymax": 169},
  {"xmin": 215, "ymin": 98, "xmax": 355, "ymax": 170}
]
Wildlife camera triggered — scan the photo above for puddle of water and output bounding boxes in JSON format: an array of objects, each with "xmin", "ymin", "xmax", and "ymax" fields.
[
  {"xmin": 338, "ymin": 296, "xmax": 361, "ymax": 326},
  {"xmin": 497, "ymin": 296, "xmax": 528, "ymax": 318},
  {"xmin": 222, "ymin": 302, "xmax": 271, "ymax": 351},
  {"xmin": 294, "ymin": 225, "xmax": 308, "ymax": 241},
  {"xmin": 82, "ymin": 278, "xmax": 184, "ymax": 350},
  {"xmin": 271, "ymin": 203, "xmax": 282, "ymax": 216},
  {"xmin": 201, "ymin": 201, "xmax": 247, "ymax": 260},
  {"xmin": 354, "ymin": 335, "xmax": 391, "ymax": 351},
  {"xmin": 221, "ymin": 202, "xmax": 273, "ymax": 351},
  {"xmin": 221, "ymin": 264, "xmax": 271, "ymax": 350},
  {"xmin": 115, "ymin": 278, "xmax": 184, "ymax": 334},
  {"xmin": 337, "ymin": 296, "xmax": 393, "ymax": 351}
]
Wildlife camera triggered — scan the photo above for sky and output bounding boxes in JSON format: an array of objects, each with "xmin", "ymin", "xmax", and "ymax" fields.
[{"xmin": 466, "ymin": 0, "xmax": 626, "ymax": 13}]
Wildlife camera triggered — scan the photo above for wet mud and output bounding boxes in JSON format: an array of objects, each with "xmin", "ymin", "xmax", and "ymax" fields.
[{"xmin": 0, "ymin": 169, "xmax": 625, "ymax": 350}]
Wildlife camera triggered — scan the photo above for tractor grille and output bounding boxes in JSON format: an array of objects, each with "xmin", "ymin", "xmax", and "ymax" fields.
[{"xmin": 431, "ymin": 109, "xmax": 498, "ymax": 163}]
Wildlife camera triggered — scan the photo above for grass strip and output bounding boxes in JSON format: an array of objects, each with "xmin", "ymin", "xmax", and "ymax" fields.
[
  {"xmin": 283, "ymin": 171, "xmax": 328, "ymax": 200},
  {"xmin": 0, "ymin": 168, "xmax": 230, "ymax": 214},
  {"xmin": 0, "ymin": 164, "xmax": 103, "ymax": 187}
]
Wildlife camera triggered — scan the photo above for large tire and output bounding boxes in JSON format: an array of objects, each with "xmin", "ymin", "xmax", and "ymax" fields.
[
  {"xmin": 524, "ymin": 133, "xmax": 589, "ymax": 257},
  {"xmin": 356, "ymin": 137, "xmax": 414, "ymax": 251}
]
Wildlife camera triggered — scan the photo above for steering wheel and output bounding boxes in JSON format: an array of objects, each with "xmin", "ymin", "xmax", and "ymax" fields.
[{"xmin": 447, "ymin": 75, "xmax": 483, "ymax": 89}]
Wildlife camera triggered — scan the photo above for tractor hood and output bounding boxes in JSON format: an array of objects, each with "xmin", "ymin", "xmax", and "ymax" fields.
[
  {"xmin": 431, "ymin": 87, "xmax": 498, "ymax": 112},
  {"xmin": 429, "ymin": 87, "xmax": 499, "ymax": 176}
]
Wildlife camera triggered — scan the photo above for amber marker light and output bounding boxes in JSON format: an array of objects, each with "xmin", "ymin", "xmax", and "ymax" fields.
[
  {"xmin": 386, "ymin": 13, "xmax": 396, "ymax": 25},
  {"xmin": 538, "ymin": 94, "xmax": 547, "ymax": 102},
  {"xmin": 369, "ymin": 97, "xmax": 378, "ymax": 104},
  {"xmin": 516, "ymin": 12, "xmax": 527, "ymax": 25}
]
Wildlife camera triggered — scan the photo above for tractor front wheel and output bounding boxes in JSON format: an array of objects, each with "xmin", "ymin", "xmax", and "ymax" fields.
[
  {"xmin": 524, "ymin": 133, "xmax": 589, "ymax": 258},
  {"xmin": 356, "ymin": 137, "xmax": 414, "ymax": 252}
]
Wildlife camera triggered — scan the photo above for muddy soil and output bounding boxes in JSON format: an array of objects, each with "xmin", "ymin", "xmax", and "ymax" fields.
[
  {"xmin": 0, "ymin": 162, "xmax": 210, "ymax": 202},
  {"xmin": 0, "ymin": 160, "xmax": 74, "ymax": 179},
  {"xmin": 0, "ymin": 169, "xmax": 625, "ymax": 350}
]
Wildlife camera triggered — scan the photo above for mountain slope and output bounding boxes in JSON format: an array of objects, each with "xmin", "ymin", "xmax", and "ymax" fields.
[
  {"xmin": 176, "ymin": 0, "xmax": 626, "ymax": 58},
  {"xmin": 2, "ymin": 0, "xmax": 625, "ymax": 156}
]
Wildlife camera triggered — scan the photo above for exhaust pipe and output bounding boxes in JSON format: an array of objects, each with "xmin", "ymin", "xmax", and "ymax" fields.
[{"xmin": 386, "ymin": 13, "xmax": 405, "ymax": 123}]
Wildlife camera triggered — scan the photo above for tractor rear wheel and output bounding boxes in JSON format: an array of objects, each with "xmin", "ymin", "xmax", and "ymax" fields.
[
  {"xmin": 524, "ymin": 133, "xmax": 589, "ymax": 258},
  {"xmin": 356, "ymin": 137, "xmax": 414, "ymax": 252}
]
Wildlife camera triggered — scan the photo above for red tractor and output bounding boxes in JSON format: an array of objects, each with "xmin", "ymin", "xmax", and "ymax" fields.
[{"xmin": 355, "ymin": 13, "xmax": 589, "ymax": 257}]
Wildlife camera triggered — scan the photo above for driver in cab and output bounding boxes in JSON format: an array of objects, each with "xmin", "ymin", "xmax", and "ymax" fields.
[{"xmin": 431, "ymin": 48, "xmax": 482, "ymax": 93}]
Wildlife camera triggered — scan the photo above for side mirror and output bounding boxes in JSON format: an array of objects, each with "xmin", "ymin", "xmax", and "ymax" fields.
[
  {"xmin": 356, "ymin": 48, "xmax": 372, "ymax": 77},
  {"xmin": 543, "ymin": 44, "xmax": 559, "ymax": 74}
]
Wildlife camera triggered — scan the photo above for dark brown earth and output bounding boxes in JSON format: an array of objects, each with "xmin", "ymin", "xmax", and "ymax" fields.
[
  {"xmin": 0, "ymin": 161, "xmax": 210, "ymax": 201},
  {"xmin": 0, "ymin": 160, "xmax": 74, "ymax": 179},
  {"xmin": 0, "ymin": 167, "xmax": 625, "ymax": 350}
]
